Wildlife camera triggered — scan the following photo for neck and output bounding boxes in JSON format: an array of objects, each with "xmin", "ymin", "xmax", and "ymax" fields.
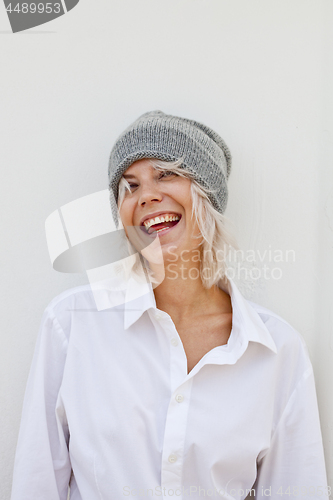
[{"xmin": 151, "ymin": 256, "xmax": 231, "ymax": 323}]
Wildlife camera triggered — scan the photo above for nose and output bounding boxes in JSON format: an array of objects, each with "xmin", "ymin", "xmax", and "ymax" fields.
[{"xmin": 138, "ymin": 181, "xmax": 163, "ymax": 207}]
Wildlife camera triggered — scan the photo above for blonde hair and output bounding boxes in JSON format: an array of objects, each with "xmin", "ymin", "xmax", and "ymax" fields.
[{"xmin": 117, "ymin": 159, "xmax": 238, "ymax": 288}]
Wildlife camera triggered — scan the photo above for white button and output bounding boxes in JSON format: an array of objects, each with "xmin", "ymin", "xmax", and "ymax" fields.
[
  {"xmin": 168, "ymin": 454, "xmax": 177, "ymax": 463},
  {"xmin": 155, "ymin": 311, "xmax": 164, "ymax": 320},
  {"xmin": 170, "ymin": 337, "xmax": 179, "ymax": 346},
  {"xmin": 175, "ymin": 394, "xmax": 184, "ymax": 403}
]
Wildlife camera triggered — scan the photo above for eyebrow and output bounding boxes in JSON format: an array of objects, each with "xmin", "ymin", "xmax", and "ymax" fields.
[{"xmin": 122, "ymin": 174, "xmax": 137, "ymax": 179}]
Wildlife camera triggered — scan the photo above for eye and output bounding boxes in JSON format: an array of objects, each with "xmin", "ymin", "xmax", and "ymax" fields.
[
  {"xmin": 124, "ymin": 182, "xmax": 138, "ymax": 194},
  {"xmin": 158, "ymin": 170, "xmax": 177, "ymax": 179}
]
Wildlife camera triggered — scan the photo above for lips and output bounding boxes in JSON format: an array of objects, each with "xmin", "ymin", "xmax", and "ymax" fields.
[
  {"xmin": 140, "ymin": 212, "xmax": 182, "ymax": 235},
  {"xmin": 147, "ymin": 219, "xmax": 180, "ymax": 235}
]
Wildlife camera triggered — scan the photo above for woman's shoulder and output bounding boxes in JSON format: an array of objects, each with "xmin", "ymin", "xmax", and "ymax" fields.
[
  {"xmin": 39, "ymin": 284, "xmax": 94, "ymax": 340},
  {"xmin": 46, "ymin": 283, "xmax": 96, "ymax": 313},
  {"xmin": 246, "ymin": 299, "xmax": 312, "ymax": 369},
  {"xmin": 42, "ymin": 281, "xmax": 125, "ymax": 339},
  {"xmin": 247, "ymin": 299, "xmax": 299, "ymax": 329}
]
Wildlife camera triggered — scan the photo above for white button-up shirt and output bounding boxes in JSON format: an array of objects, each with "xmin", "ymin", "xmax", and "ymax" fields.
[{"xmin": 11, "ymin": 274, "xmax": 329, "ymax": 500}]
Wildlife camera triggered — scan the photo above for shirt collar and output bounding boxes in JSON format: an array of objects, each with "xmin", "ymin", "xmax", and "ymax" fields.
[
  {"xmin": 123, "ymin": 271, "xmax": 277, "ymax": 354},
  {"xmin": 123, "ymin": 269, "xmax": 156, "ymax": 330},
  {"xmin": 218, "ymin": 278, "xmax": 277, "ymax": 354}
]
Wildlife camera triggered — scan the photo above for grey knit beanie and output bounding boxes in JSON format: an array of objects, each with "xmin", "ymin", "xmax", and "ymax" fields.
[{"xmin": 108, "ymin": 110, "xmax": 231, "ymax": 223}]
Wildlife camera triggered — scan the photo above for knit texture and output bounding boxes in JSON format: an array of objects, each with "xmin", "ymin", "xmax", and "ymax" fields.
[{"xmin": 108, "ymin": 110, "xmax": 231, "ymax": 224}]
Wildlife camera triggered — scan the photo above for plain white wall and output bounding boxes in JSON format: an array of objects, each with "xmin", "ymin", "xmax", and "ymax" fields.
[{"xmin": 1, "ymin": 0, "xmax": 332, "ymax": 497}]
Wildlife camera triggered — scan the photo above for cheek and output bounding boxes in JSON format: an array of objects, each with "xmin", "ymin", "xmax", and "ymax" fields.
[
  {"xmin": 169, "ymin": 182, "xmax": 192, "ymax": 206},
  {"xmin": 176, "ymin": 186, "xmax": 193, "ymax": 213}
]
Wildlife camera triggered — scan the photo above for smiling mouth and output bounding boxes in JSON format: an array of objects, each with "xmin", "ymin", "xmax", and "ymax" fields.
[{"xmin": 141, "ymin": 214, "xmax": 182, "ymax": 235}]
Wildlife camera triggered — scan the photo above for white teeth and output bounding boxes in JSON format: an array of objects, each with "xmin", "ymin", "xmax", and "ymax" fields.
[{"xmin": 143, "ymin": 214, "xmax": 180, "ymax": 229}]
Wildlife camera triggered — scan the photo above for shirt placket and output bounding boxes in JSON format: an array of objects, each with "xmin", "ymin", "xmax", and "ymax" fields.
[{"xmin": 151, "ymin": 309, "xmax": 193, "ymax": 499}]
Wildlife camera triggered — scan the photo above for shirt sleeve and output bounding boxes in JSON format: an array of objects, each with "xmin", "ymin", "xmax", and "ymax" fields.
[
  {"xmin": 11, "ymin": 307, "xmax": 71, "ymax": 500},
  {"xmin": 253, "ymin": 367, "xmax": 329, "ymax": 500}
]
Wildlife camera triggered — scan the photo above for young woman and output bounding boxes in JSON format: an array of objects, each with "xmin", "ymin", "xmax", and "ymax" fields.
[{"xmin": 11, "ymin": 111, "xmax": 329, "ymax": 499}]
